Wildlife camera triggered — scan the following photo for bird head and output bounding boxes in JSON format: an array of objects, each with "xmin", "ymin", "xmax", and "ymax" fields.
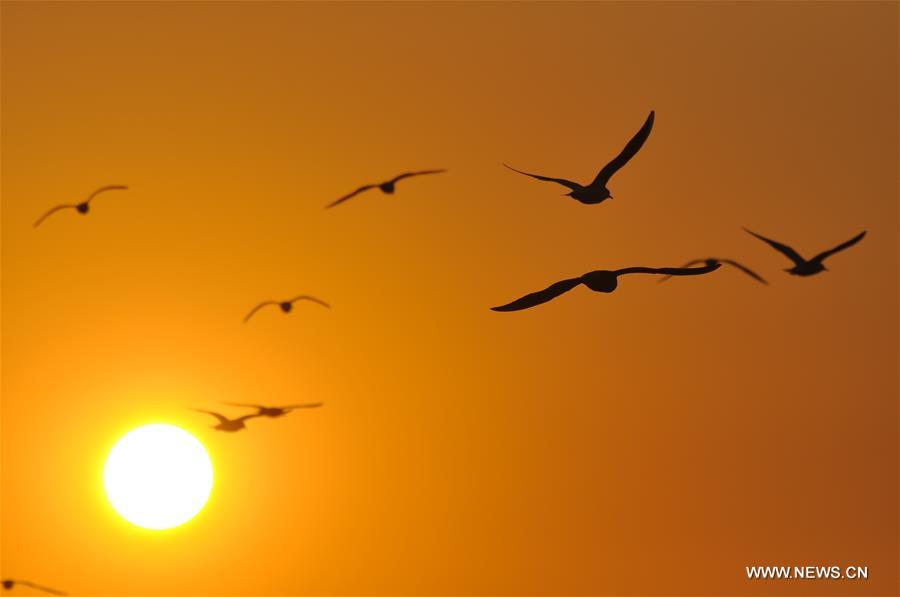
[{"xmin": 2, "ymin": 580, "xmax": 14, "ymax": 590}]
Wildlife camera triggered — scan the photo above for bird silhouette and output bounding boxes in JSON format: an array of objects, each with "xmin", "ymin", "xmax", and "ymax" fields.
[
  {"xmin": 504, "ymin": 110, "xmax": 654, "ymax": 205},
  {"xmin": 744, "ymin": 229, "xmax": 866, "ymax": 276},
  {"xmin": 244, "ymin": 295, "xmax": 330, "ymax": 323},
  {"xmin": 2, "ymin": 579, "xmax": 67, "ymax": 595},
  {"xmin": 659, "ymin": 258, "xmax": 767, "ymax": 285},
  {"xmin": 192, "ymin": 409, "xmax": 260, "ymax": 432},
  {"xmin": 224, "ymin": 402, "xmax": 323, "ymax": 418},
  {"xmin": 492, "ymin": 262, "xmax": 721, "ymax": 312},
  {"xmin": 325, "ymin": 169, "xmax": 446, "ymax": 209},
  {"xmin": 33, "ymin": 185, "xmax": 129, "ymax": 228}
]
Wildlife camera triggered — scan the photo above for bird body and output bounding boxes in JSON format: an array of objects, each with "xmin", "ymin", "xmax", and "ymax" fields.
[
  {"xmin": 326, "ymin": 169, "xmax": 446, "ymax": 208},
  {"xmin": 33, "ymin": 185, "xmax": 129, "ymax": 228},
  {"xmin": 244, "ymin": 295, "xmax": 330, "ymax": 323},
  {"xmin": 744, "ymin": 229, "xmax": 866, "ymax": 277},
  {"xmin": 504, "ymin": 110, "xmax": 654, "ymax": 205},
  {"xmin": 492, "ymin": 262, "xmax": 720, "ymax": 311}
]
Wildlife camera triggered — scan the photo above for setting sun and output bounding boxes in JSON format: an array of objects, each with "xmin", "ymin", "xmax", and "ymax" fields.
[{"xmin": 103, "ymin": 424, "xmax": 213, "ymax": 530}]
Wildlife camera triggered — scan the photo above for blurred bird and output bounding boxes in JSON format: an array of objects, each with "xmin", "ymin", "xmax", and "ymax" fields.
[
  {"xmin": 492, "ymin": 262, "xmax": 720, "ymax": 312},
  {"xmin": 744, "ymin": 229, "xmax": 866, "ymax": 276},
  {"xmin": 244, "ymin": 295, "xmax": 330, "ymax": 323},
  {"xmin": 2, "ymin": 579, "xmax": 67, "ymax": 595},
  {"xmin": 224, "ymin": 402, "xmax": 323, "ymax": 418},
  {"xmin": 192, "ymin": 409, "xmax": 260, "ymax": 432},
  {"xmin": 659, "ymin": 258, "xmax": 767, "ymax": 285},
  {"xmin": 504, "ymin": 110, "xmax": 654, "ymax": 205},
  {"xmin": 325, "ymin": 169, "xmax": 446, "ymax": 209},
  {"xmin": 33, "ymin": 185, "xmax": 129, "ymax": 228}
]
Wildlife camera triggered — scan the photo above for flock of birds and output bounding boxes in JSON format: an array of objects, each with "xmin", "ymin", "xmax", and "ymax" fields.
[{"xmin": 8, "ymin": 109, "xmax": 868, "ymax": 595}]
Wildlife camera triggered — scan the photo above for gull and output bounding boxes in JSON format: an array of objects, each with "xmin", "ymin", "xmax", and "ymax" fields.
[
  {"xmin": 192, "ymin": 409, "xmax": 261, "ymax": 432},
  {"xmin": 2, "ymin": 579, "xmax": 67, "ymax": 595},
  {"xmin": 491, "ymin": 262, "xmax": 720, "ymax": 312},
  {"xmin": 659, "ymin": 258, "xmax": 767, "ymax": 285},
  {"xmin": 244, "ymin": 295, "xmax": 330, "ymax": 323},
  {"xmin": 504, "ymin": 110, "xmax": 654, "ymax": 204},
  {"xmin": 33, "ymin": 185, "xmax": 129, "ymax": 228},
  {"xmin": 744, "ymin": 229, "xmax": 866, "ymax": 276},
  {"xmin": 325, "ymin": 169, "xmax": 446, "ymax": 209},
  {"xmin": 224, "ymin": 402, "xmax": 323, "ymax": 418}
]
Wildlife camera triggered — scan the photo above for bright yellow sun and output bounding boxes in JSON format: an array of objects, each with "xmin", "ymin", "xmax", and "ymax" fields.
[{"xmin": 104, "ymin": 424, "xmax": 213, "ymax": 530}]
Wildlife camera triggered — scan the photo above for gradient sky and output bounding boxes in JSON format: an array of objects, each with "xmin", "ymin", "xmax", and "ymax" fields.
[{"xmin": 1, "ymin": 2, "xmax": 897, "ymax": 596}]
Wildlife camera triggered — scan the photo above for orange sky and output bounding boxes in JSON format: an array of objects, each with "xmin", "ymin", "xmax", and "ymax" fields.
[{"xmin": 1, "ymin": 2, "xmax": 897, "ymax": 596}]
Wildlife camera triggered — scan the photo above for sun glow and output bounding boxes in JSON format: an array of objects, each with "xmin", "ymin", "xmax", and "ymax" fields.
[{"xmin": 104, "ymin": 424, "xmax": 213, "ymax": 530}]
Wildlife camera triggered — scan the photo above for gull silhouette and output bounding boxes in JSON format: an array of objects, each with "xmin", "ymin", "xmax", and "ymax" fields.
[
  {"xmin": 192, "ymin": 409, "xmax": 260, "ymax": 432},
  {"xmin": 33, "ymin": 185, "xmax": 129, "ymax": 228},
  {"xmin": 492, "ymin": 262, "xmax": 720, "ymax": 312},
  {"xmin": 504, "ymin": 110, "xmax": 654, "ymax": 204},
  {"xmin": 659, "ymin": 258, "xmax": 767, "ymax": 285},
  {"xmin": 2, "ymin": 579, "xmax": 67, "ymax": 595},
  {"xmin": 744, "ymin": 229, "xmax": 866, "ymax": 276},
  {"xmin": 224, "ymin": 402, "xmax": 323, "ymax": 418},
  {"xmin": 325, "ymin": 169, "xmax": 446, "ymax": 209},
  {"xmin": 244, "ymin": 295, "xmax": 330, "ymax": 323}
]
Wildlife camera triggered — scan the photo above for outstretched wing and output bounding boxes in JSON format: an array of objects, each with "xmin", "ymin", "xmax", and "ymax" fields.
[
  {"xmin": 743, "ymin": 228, "xmax": 806, "ymax": 266},
  {"xmin": 84, "ymin": 185, "xmax": 129, "ymax": 203},
  {"xmin": 325, "ymin": 184, "xmax": 377, "ymax": 209},
  {"xmin": 720, "ymin": 259, "xmax": 768, "ymax": 285},
  {"xmin": 192, "ymin": 409, "xmax": 229, "ymax": 424},
  {"xmin": 389, "ymin": 169, "xmax": 447, "ymax": 184},
  {"xmin": 235, "ymin": 414, "xmax": 261, "ymax": 423},
  {"xmin": 591, "ymin": 110, "xmax": 655, "ymax": 187},
  {"xmin": 657, "ymin": 259, "xmax": 710, "ymax": 283},
  {"xmin": 283, "ymin": 402, "xmax": 324, "ymax": 410},
  {"xmin": 616, "ymin": 262, "xmax": 721, "ymax": 277},
  {"xmin": 287, "ymin": 295, "xmax": 331, "ymax": 308},
  {"xmin": 8, "ymin": 580, "xmax": 67, "ymax": 596},
  {"xmin": 491, "ymin": 277, "xmax": 583, "ymax": 312},
  {"xmin": 33, "ymin": 204, "xmax": 75, "ymax": 228},
  {"xmin": 243, "ymin": 301, "xmax": 278, "ymax": 323},
  {"xmin": 811, "ymin": 231, "xmax": 866, "ymax": 264},
  {"xmin": 502, "ymin": 163, "xmax": 581, "ymax": 191}
]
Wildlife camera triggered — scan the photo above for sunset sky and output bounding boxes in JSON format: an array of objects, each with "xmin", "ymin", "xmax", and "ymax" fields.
[{"xmin": 1, "ymin": 2, "xmax": 897, "ymax": 596}]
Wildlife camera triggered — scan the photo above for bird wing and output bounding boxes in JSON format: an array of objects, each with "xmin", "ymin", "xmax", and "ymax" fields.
[
  {"xmin": 84, "ymin": 184, "xmax": 128, "ymax": 203},
  {"xmin": 616, "ymin": 262, "xmax": 721, "ymax": 277},
  {"xmin": 15, "ymin": 580, "xmax": 67, "ymax": 596},
  {"xmin": 192, "ymin": 409, "xmax": 229, "ymax": 424},
  {"xmin": 283, "ymin": 402, "xmax": 324, "ymax": 409},
  {"xmin": 287, "ymin": 295, "xmax": 331, "ymax": 308},
  {"xmin": 33, "ymin": 204, "xmax": 75, "ymax": 228},
  {"xmin": 811, "ymin": 231, "xmax": 866, "ymax": 264},
  {"xmin": 235, "ymin": 414, "xmax": 261, "ymax": 423},
  {"xmin": 591, "ymin": 110, "xmax": 655, "ymax": 187},
  {"xmin": 491, "ymin": 277, "xmax": 583, "ymax": 312},
  {"xmin": 657, "ymin": 259, "xmax": 709, "ymax": 283},
  {"xmin": 325, "ymin": 184, "xmax": 378, "ymax": 209},
  {"xmin": 388, "ymin": 169, "xmax": 447, "ymax": 184},
  {"xmin": 502, "ymin": 163, "xmax": 581, "ymax": 191},
  {"xmin": 743, "ymin": 228, "xmax": 806, "ymax": 265},
  {"xmin": 720, "ymin": 259, "xmax": 768, "ymax": 284},
  {"xmin": 243, "ymin": 301, "xmax": 279, "ymax": 323}
]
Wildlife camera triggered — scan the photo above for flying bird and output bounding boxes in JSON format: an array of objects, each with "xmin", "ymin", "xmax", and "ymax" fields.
[
  {"xmin": 659, "ymin": 258, "xmax": 767, "ymax": 285},
  {"xmin": 2, "ymin": 579, "xmax": 67, "ymax": 595},
  {"xmin": 192, "ymin": 409, "xmax": 261, "ymax": 432},
  {"xmin": 224, "ymin": 402, "xmax": 323, "ymax": 418},
  {"xmin": 244, "ymin": 295, "xmax": 330, "ymax": 323},
  {"xmin": 504, "ymin": 110, "xmax": 654, "ymax": 205},
  {"xmin": 33, "ymin": 185, "xmax": 129, "ymax": 228},
  {"xmin": 325, "ymin": 169, "xmax": 446, "ymax": 209},
  {"xmin": 744, "ymin": 229, "xmax": 866, "ymax": 276},
  {"xmin": 492, "ymin": 262, "xmax": 720, "ymax": 312}
]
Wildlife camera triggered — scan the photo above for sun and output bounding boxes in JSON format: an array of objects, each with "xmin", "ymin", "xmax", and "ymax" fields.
[{"xmin": 104, "ymin": 424, "xmax": 213, "ymax": 530}]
